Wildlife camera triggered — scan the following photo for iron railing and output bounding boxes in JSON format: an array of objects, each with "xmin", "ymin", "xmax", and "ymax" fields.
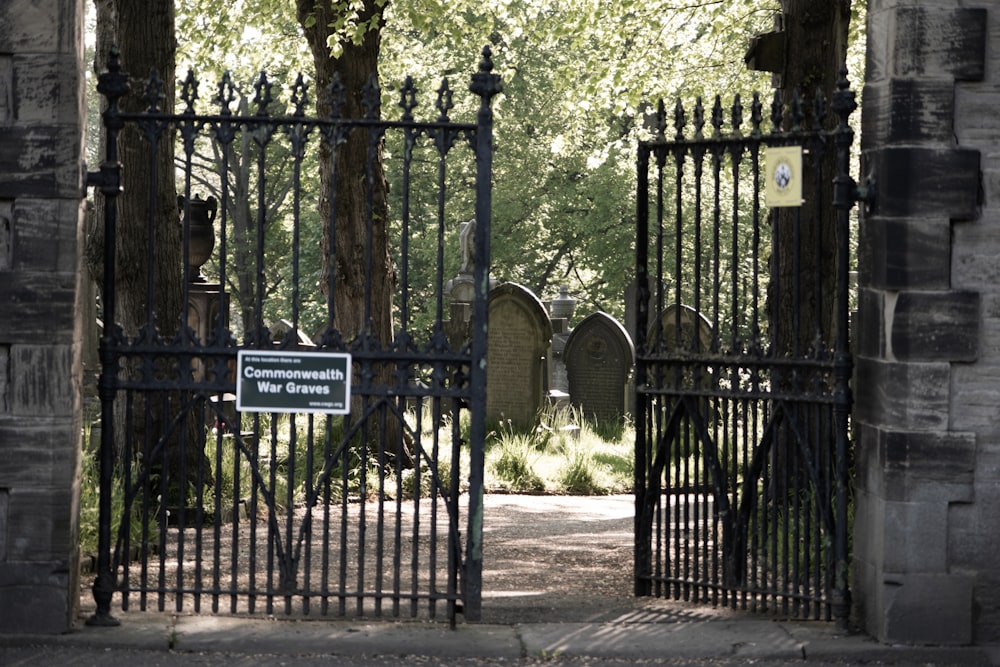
[
  {"xmin": 85, "ymin": 48, "xmax": 500, "ymax": 627},
  {"xmin": 634, "ymin": 73, "xmax": 859, "ymax": 624}
]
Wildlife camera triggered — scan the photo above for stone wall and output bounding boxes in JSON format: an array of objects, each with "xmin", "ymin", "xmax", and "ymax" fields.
[
  {"xmin": 0, "ymin": 0, "xmax": 87, "ymax": 633},
  {"xmin": 854, "ymin": 0, "xmax": 994, "ymax": 644}
]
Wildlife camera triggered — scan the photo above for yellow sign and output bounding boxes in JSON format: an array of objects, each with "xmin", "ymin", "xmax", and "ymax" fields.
[{"xmin": 765, "ymin": 146, "xmax": 802, "ymax": 207}]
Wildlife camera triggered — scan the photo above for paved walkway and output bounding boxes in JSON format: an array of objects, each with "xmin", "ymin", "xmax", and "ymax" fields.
[{"xmin": 2, "ymin": 608, "xmax": 997, "ymax": 666}]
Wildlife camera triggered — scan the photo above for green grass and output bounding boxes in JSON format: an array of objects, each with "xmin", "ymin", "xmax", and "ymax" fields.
[{"xmin": 485, "ymin": 406, "xmax": 634, "ymax": 495}]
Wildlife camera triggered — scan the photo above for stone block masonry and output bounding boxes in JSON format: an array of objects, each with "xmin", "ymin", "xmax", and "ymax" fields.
[
  {"xmin": 0, "ymin": 0, "xmax": 87, "ymax": 634},
  {"xmin": 854, "ymin": 1, "xmax": 993, "ymax": 645}
]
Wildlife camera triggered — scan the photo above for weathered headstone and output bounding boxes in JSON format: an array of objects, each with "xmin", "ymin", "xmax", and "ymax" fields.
[
  {"xmin": 649, "ymin": 303, "xmax": 713, "ymax": 353},
  {"xmin": 486, "ymin": 283, "xmax": 552, "ymax": 428},
  {"xmin": 565, "ymin": 312, "xmax": 635, "ymax": 423},
  {"xmin": 270, "ymin": 318, "xmax": 315, "ymax": 348}
]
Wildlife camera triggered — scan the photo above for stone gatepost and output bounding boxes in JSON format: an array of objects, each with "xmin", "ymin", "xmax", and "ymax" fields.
[
  {"xmin": 0, "ymin": 0, "xmax": 87, "ymax": 633},
  {"xmin": 855, "ymin": 1, "xmax": 991, "ymax": 644}
]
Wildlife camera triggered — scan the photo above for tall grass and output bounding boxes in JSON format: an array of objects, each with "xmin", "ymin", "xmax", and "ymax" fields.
[
  {"xmin": 78, "ymin": 422, "xmax": 160, "ymax": 558},
  {"xmin": 485, "ymin": 405, "xmax": 634, "ymax": 494}
]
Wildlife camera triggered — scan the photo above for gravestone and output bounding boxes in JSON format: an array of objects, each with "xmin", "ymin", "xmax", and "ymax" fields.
[
  {"xmin": 486, "ymin": 283, "xmax": 552, "ymax": 428},
  {"xmin": 649, "ymin": 303, "xmax": 713, "ymax": 353},
  {"xmin": 564, "ymin": 312, "xmax": 635, "ymax": 423},
  {"xmin": 270, "ymin": 318, "xmax": 315, "ymax": 348}
]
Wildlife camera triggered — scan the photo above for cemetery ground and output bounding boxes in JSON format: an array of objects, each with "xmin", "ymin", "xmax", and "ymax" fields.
[
  {"xmin": 76, "ymin": 405, "xmax": 636, "ymax": 617},
  {"xmin": 78, "ymin": 404, "xmax": 634, "ymax": 549}
]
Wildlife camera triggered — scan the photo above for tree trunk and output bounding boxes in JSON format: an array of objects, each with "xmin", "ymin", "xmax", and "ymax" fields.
[
  {"xmin": 295, "ymin": 0, "xmax": 394, "ymax": 346},
  {"xmin": 766, "ymin": 0, "xmax": 852, "ymax": 503},
  {"xmin": 90, "ymin": 0, "xmax": 183, "ymax": 338},
  {"xmin": 90, "ymin": 0, "xmax": 208, "ymax": 504},
  {"xmin": 769, "ymin": 0, "xmax": 852, "ymax": 357},
  {"xmin": 295, "ymin": 1, "xmax": 409, "ymax": 468}
]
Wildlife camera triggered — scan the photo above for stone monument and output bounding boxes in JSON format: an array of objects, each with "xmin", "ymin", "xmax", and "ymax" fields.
[
  {"xmin": 486, "ymin": 282, "xmax": 552, "ymax": 428},
  {"xmin": 649, "ymin": 303, "xmax": 714, "ymax": 353},
  {"xmin": 565, "ymin": 312, "xmax": 635, "ymax": 423},
  {"xmin": 547, "ymin": 285, "xmax": 576, "ymax": 401},
  {"xmin": 445, "ymin": 218, "xmax": 495, "ymax": 348}
]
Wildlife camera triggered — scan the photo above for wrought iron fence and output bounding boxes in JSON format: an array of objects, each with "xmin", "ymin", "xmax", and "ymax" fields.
[
  {"xmin": 634, "ymin": 74, "xmax": 859, "ymax": 623},
  {"xmin": 85, "ymin": 48, "xmax": 500, "ymax": 627}
]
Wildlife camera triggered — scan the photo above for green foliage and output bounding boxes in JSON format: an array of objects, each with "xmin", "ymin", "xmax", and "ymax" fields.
[
  {"xmin": 485, "ymin": 406, "xmax": 634, "ymax": 494},
  {"xmin": 489, "ymin": 420, "xmax": 547, "ymax": 492},
  {"xmin": 162, "ymin": 0, "xmax": 858, "ymax": 337},
  {"xmin": 558, "ymin": 445, "xmax": 599, "ymax": 495},
  {"xmin": 176, "ymin": 0, "xmax": 311, "ymax": 77},
  {"xmin": 79, "ymin": 424, "xmax": 160, "ymax": 558},
  {"xmin": 380, "ymin": 0, "xmax": 779, "ymax": 321}
]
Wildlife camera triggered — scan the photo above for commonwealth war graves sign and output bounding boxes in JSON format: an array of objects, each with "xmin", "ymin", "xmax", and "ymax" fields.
[{"xmin": 236, "ymin": 350, "xmax": 352, "ymax": 414}]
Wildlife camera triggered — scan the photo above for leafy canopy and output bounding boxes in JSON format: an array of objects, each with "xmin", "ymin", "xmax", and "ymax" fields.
[{"xmin": 171, "ymin": 0, "xmax": 784, "ymax": 327}]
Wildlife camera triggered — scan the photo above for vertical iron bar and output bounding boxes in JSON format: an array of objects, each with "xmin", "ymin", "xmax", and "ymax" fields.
[
  {"xmin": 831, "ymin": 69, "xmax": 857, "ymax": 630},
  {"xmin": 156, "ymin": 396, "xmax": 168, "ymax": 611},
  {"xmin": 433, "ymin": 122, "xmax": 449, "ymax": 326},
  {"xmin": 448, "ymin": 405, "xmax": 463, "ymax": 629},
  {"xmin": 362, "ymin": 79, "xmax": 381, "ymax": 328},
  {"xmin": 290, "ymin": 115, "xmax": 307, "ymax": 614},
  {"xmin": 180, "ymin": 101, "xmax": 204, "ymax": 616},
  {"xmin": 464, "ymin": 46, "xmax": 501, "ymax": 623},
  {"xmin": 304, "ymin": 416, "xmax": 316, "ymax": 616},
  {"xmin": 339, "ymin": 434, "xmax": 349, "ymax": 617},
  {"xmin": 286, "ymin": 415, "xmax": 297, "ymax": 615},
  {"xmin": 321, "ymin": 417, "xmax": 333, "ymax": 616},
  {"xmin": 410, "ymin": 409, "xmax": 422, "ymax": 618},
  {"xmin": 399, "ymin": 94, "xmax": 416, "ymax": 333},
  {"xmin": 653, "ymin": 142, "xmax": 667, "ymax": 598},
  {"xmin": 266, "ymin": 415, "xmax": 278, "ymax": 615},
  {"xmin": 324, "ymin": 126, "xmax": 341, "ymax": 328},
  {"xmin": 428, "ymin": 425, "xmax": 440, "ymax": 619},
  {"xmin": 634, "ymin": 141, "xmax": 651, "ymax": 597},
  {"xmin": 357, "ymin": 416, "xmax": 369, "ymax": 618},
  {"xmin": 392, "ymin": 408, "xmax": 405, "ymax": 619},
  {"xmin": 375, "ymin": 407, "xmax": 387, "ymax": 618},
  {"xmin": 87, "ymin": 50, "xmax": 128, "ymax": 628}
]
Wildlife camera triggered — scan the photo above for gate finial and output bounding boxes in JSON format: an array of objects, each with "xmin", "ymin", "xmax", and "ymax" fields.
[{"xmin": 470, "ymin": 45, "xmax": 502, "ymax": 101}]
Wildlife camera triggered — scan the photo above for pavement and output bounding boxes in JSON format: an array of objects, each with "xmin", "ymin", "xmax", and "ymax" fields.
[
  {"xmin": 3, "ymin": 599, "xmax": 998, "ymax": 666},
  {"xmin": 3, "ymin": 494, "xmax": 999, "ymax": 666}
]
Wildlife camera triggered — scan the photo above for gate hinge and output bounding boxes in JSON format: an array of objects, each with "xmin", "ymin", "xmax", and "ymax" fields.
[
  {"xmin": 84, "ymin": 161, "xmax": 122, "ymax": 197},
  {"xmin": 853, "ymin": 171, "xmax": 877, "ymax": 214}
]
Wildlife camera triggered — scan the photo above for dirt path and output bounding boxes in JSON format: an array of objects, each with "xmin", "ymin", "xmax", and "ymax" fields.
[{"xmin": 479, "ymin": 494, "xmax": 637, "ymax": 624}]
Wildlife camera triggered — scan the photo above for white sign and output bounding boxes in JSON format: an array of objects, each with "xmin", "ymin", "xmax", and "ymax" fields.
[{"xmin": 236, "ymin": 350, "xmax": 351, "ymax": 414}]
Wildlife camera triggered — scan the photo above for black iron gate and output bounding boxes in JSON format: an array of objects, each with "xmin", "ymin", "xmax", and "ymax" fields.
[
  {"xmin": 86, "ymin": 49, "xmax": 500, "ymax": 626},
  {"xmin": 634, "ymin": 74, "xmax": 862, "ymax": 623}
]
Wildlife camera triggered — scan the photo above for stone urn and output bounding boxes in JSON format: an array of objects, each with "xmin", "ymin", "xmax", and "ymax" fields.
[
  {"xmin": 550, "ymin": 285, "xmax": 577, "ymax": 322},
  {"xmin": 178, "ymin": 194, "xmax": 217, "ymax": 282}
]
